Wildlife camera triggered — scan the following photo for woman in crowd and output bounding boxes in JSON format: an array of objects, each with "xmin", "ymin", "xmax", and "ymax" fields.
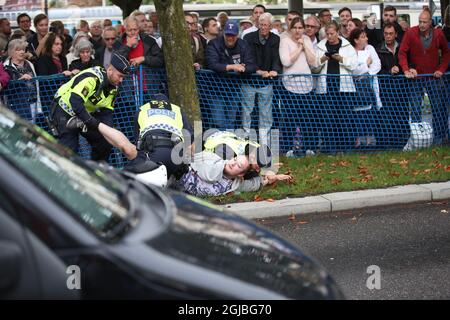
[
  {"xmin": 34, "ymin": 33, "xmax": 73, "ymax": 108},
  {"xmin": 279, "ymin": 16, "xmax": 318, "ymax": 155},
  {"xmin": 27, "ymin": 13, "xmax": 49, "ymax": 60},
  {"xmin": 35, "ymin": 33, "xmax": 72, "ymax": 76},
  {"xmin": 345, "ymin": 18, "xmax": 363, "ymax": 37},
  {"xmin": 3, "ymin": 39, "xmax": 41, "ymax": 122},
  {"xmin": 66, "ymin": 31, "xmax": 89, "ymax": 66},
  {"xmin": 316, "ymin": 21, "xmax": 357, "ymax": 152},
  {"xmin": 69, "ymin": 39, "xmax": 100, "ymax": 74},
  {"xmin": 0, "ymin": 61, "xmax": 10, "ymax": 92},
  {"xmin": 50, "ymin": 20, "xmax": 72, "ymax": 53},
  {"xmin": 349, "ymin": 28, "xmax": 382, "ymax": 148}
]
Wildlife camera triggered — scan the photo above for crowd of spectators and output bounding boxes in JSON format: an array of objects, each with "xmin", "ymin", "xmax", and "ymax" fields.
[{"xmin": 0, "ymin": 3, "xmax": 449, "ymax": 154}]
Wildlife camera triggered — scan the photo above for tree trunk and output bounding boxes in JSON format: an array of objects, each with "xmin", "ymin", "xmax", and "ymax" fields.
[
  {"xmin": 110, "ymin": 0, "xmax": 142, "ymax": 19},
  {"xmin": 441, "ymin": 0, "xmax": 449, "ymax": 21},
  {"xmin": 154, "ymin": 0, "xmax": 201, "ymax": 124}
]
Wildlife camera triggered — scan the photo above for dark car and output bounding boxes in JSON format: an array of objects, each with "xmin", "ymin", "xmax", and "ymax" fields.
[{"xmin": 0, "ymin": 106, "xmax": 343, "ymax": 299}]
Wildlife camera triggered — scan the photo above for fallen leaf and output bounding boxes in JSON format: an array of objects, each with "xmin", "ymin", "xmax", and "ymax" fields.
[
  {"xmin": 297, "ymin": 221, "xmax": 309, "ymax": 225},
  {"xmin": 399, "ymin": 159, "xmax": 409, "ymax": 168},
  {"xmin": 331, "ymin": 178, "xmax": 342, "ymax": 185},
  {"xmin": 361, "ymin": 175, "xmax": 373, "ymax": 183},
  {"xmin": 329, "ymin": 170, "xmax": 337, "ymax": 174},
  {"xmin": 389, "ymin": 158, "xmax": 399, "ymax": 164},
  {"xmin": 445, "ymin": 166, "xmax": 450, "ymax": 172},
  {"xmin": 423, "ymin": 169, "xmax": 432, "ymax": 175},
  {"xmin": 432, "ymin": 149, "xmax": 438, "ymax": 157},
  {"xmin": 338, "ymin": 160, "xmax": 350, "ymax": 167},
  {"xmin": 266, "ymin": 198, "xmax": 275, "ymax": 202},
  {"xmin": 411, "ymin": 169, "xmax": 420, "ymax": 176},
  {"xmin": 349, "ymin": 176, "xmax": 358, "ymax": 182},
  {"xmin": 390, "ymin": 171, "xmax": 401, "ymax": 177},
  {"xmin": 254, "ymin": 194, "xmax": 263, "ymax": 202},
  {"xmin": 434, "ymin": 163, "xmax": 443, "ymax": 169},
  {"xmin": 358, "ymin": 166, "xmax": 369, "ymax": 175}
]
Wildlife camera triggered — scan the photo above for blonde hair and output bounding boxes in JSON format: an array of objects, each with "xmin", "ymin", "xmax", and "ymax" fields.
[{"xmin": 7, "ymin": 39, "xmax": 28, "ymax": 58}]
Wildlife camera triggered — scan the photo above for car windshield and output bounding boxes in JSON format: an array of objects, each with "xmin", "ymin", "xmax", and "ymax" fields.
[{"xmin": 0, "ymin": 107, "xmax": 129, "ymax": 238}]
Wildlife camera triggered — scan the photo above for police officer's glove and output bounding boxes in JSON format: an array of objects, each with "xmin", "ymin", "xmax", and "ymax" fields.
[
  {"xmin": 66, "ymin": 116, "xmax": 87, "ymax": 132},
  {"xmin": 83, "ymin": 116, "xmax": 100, "ymax": 131}
]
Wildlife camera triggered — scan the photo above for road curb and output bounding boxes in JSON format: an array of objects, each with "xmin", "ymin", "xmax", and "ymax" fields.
[{"xmin": 222, "ymin": 181, "xmax": 450, "ymax": 219}]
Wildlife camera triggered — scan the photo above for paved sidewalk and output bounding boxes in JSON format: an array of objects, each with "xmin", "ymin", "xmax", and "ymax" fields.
[{"xmin": 222, "ymin": 181, "xmax": 450, "ymax": 219}]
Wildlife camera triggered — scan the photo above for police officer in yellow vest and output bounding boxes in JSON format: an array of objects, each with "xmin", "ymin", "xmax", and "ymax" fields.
[
  {"xmin": 204, "ymin": 131, "xmax": 272, "ymax": 173},
  {"xmin": 124, "ymin": 93, "xmax": 193, "ymax": 177},
  {"xmin": 50, "ymin": 52, "xmax": 131, "ymax": 161}
]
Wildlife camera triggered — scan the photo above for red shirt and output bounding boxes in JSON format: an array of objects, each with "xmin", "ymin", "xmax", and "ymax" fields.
[
  {"xmin": 123, "ymin": 37, "xmax": 144, "ymax": 60},
  {"xmin": 398, "ymin": 26, "xmax": 449, "ymax": 74},
  {"xmin": 53, "ymin": 57, "xmax": 63, "ymax": 73}
]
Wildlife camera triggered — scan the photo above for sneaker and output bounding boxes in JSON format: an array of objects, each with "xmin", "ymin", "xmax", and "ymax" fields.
[
  {"xmin": 305, "ymin": 149, "xmax": 316, "ymax": 156},
  {"xmin": 366, "ymin": 135, "xmax": 377, "ymax": 146}
]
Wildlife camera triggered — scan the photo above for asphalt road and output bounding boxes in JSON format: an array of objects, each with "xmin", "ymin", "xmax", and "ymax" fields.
[{"xmin": 255, "ymin": 201, "xmax": 450, "ymax": 300}]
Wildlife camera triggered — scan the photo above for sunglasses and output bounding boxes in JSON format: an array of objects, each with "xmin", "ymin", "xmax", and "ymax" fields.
[{"xmin": 104, "ymin": 37, "xmax": 116, "ymax": 41}]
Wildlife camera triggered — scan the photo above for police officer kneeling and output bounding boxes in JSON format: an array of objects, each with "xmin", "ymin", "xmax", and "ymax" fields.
[
  {"xmin": 51, "ymin": 52, "xmax": 131, "ymax": 161},
  {"xmin": 125, "ymin": 94, "xmax": 193, "ymax": 178}
]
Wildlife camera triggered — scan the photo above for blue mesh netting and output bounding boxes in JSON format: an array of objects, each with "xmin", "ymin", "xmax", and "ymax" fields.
[{"xmin": 1, "ymin": 67, "xmax": 449, "ymax": 169}]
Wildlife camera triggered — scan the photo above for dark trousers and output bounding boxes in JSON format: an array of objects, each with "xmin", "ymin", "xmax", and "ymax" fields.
[
  {"xmin": 53, "ymin": 106, "xmax": 113, "ymax": 161},
  {"xmin": 407, "ymin": 77, "xmax": 449, "ymax": 144},
  {"xmin": 280, "ymin": 89, "xmax": 322, "ymax": 153},
  {"xmin": 378, "ymin": 77, "xmax": 410, "ymax": 149},
  {"xmin": 124, "ymin": 147, "xmax": 184, "ymax": 178}
]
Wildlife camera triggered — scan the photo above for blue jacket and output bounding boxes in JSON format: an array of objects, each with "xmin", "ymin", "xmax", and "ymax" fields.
[{"xmin": 205, "ymin": 36, "xmax": 256, "ymax": 74}]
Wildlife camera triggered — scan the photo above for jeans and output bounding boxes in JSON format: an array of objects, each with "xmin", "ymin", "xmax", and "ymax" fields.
[{"xmin": 241, "ymin": 84, "xmax": 273, "ymax": 146}]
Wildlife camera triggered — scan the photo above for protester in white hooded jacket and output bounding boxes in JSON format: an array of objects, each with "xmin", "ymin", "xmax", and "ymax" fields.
[{"xmin": 314, "ymin": 21, "xmax": 357, "ymax": 94}]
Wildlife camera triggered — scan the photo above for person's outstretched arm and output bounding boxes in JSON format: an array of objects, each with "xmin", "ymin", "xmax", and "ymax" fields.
[{"xmin": 98, "ymin": 123, "xmax": 137, "ymax": 160}]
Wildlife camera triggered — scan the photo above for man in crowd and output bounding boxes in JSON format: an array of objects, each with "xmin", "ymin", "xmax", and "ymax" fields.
[
  {"xmin": 89, "ymin": 20, "xmax": 105, "ymax": 51},
  {"xmin": 398, "ymin": 9, "xmax": 450, "ymax": 144},
  {"xmin": 113, "ymin": 16, "xmax": 164, "ymax": 68},
  {"xmin": 241, "ymin": 4, "xmax": 278, "ymax": 39},
  {"xmin": 376, "ymin": 22, "xmax": 408, "ymax": 149},
  {"xmin": 205, "ymin": 20, "xmax": 256, "ymax": 130},
  {"xmin": 338, "ymin": 7, "xmax": 352, "ymax": 39},
  {"xmin": 0, "ymin": 18, "xmax": 12, "ymax": 56},
  {"xmin": 17, "ymin": 13, "xmax": 35, "ymax": 39},
  {"xmin": 200, "ymin": 17, "xmax": 219, "ymax": 49},
  {"xmin": 185, "ymin": 13, "xmax": 204, "ymax": 70},
  {"xmin": 366, "ymin": 5, "xmax": 405, "ymax": 48},
  {"xmin": 305, "ymin": 15, "xmax": 321, "ymax": 49},
  {"xmin": 318, "ymin": 9, "xmax": 333, "ymax": 40},
  {"xmin": 95, "ymin": 26, "xmax": 117, "ymax": 69},
  {"xmin": 243, "ymin": 12, "xmax": 282, "ymax": 146}
]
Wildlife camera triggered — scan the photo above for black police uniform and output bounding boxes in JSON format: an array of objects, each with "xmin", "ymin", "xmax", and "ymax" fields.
[
  {"xmin": 50, "ymin": 53, "xmax": 131, "ymax": 161},
  {"xmin": 124, "ymin": 94, "xmax": 193, "ymax": 178}
]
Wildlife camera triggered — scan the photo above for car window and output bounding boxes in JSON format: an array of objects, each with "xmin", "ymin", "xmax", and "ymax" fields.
[{"xmin": 0, "ymin": 108, "xmax": 128, "ymax": 238}]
